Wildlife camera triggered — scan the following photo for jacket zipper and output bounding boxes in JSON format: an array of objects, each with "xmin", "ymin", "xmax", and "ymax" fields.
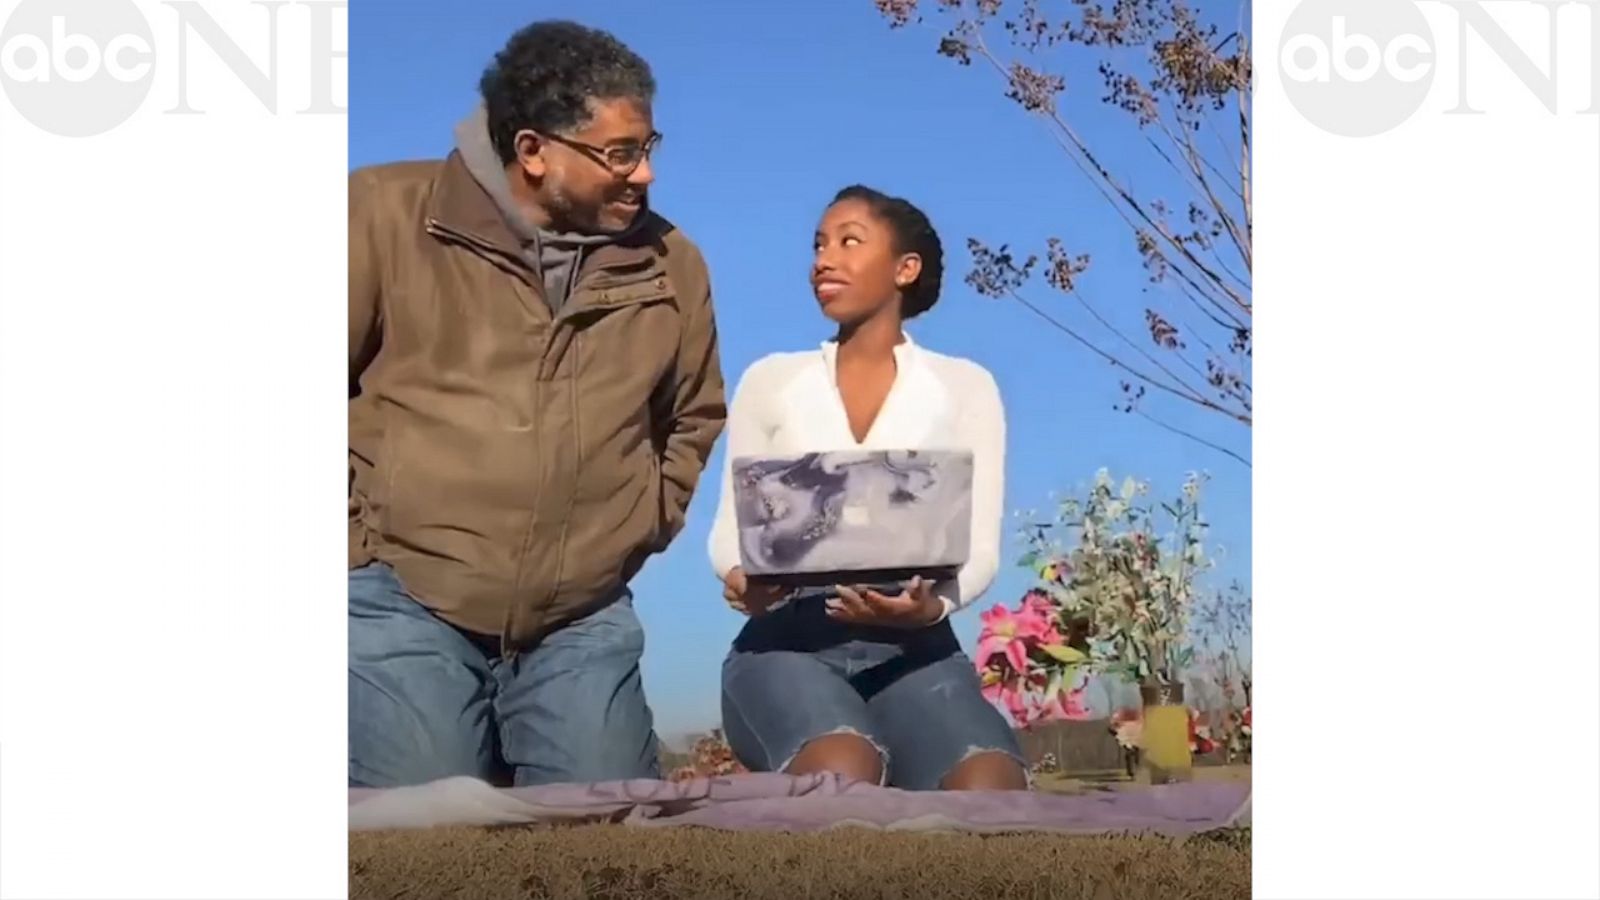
[{"xmin": 427, "ymin": 215, "xmax": 553, "ymax": 653}]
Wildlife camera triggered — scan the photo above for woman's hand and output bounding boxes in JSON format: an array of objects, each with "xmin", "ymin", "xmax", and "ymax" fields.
[
  {"xmin": 722, "ymin": 566, "xmax": 788, "ymax": 617},
  {"xmin": 826, "ymin": 576, "xmax": 944, "ymax": 629}
]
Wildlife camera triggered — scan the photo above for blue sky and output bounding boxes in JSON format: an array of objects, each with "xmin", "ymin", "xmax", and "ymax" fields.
[{"xmin": 351, "ymin": 0, "xmax": 1252, "ymax": 739}]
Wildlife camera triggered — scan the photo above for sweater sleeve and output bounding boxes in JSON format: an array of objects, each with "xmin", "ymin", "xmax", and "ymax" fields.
[
  {"xmin": 707, "ymin": 358, "xmax": 775, "ymax": 581},
  {"xmin": 946, "ymin": 364, "xmax": 1007, "ymax": 614}
]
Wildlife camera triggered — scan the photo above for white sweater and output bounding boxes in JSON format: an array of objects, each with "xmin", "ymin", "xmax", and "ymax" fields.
[{"xmin": 707, "ymin": 333, "xmax": 1006, "ymax": 618}]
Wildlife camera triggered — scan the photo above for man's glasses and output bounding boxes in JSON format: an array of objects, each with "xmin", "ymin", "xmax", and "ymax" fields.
[{"xmin": 542, "ymin": 131, "xmax": 663, "ymax": 177}]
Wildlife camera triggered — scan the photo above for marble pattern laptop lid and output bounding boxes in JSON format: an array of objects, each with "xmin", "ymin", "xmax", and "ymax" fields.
[{"xmin": 731, "ymin": 449, "xmax": 972, "ymax": 585}]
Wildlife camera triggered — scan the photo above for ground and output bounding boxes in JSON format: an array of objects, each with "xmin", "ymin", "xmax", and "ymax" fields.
[
  {"xmin": 349, "ymin": 825, "xmax": 1251, "ymax": 899},
  {"xmin": 349, "ymin": 766, "xmax": 1252, "ymax": 899}
]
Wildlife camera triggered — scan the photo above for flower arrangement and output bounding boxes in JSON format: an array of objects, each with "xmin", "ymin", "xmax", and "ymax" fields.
[
  {"xmin": 1106, "ymin": 705, "xmax": 1219, "ymax": 775},
  {"xmin": 1225, "ymin": 705, "xmax": 1252, "ymax": 763},
  {"xmin": 976, "ymin": 469, "xmax": 1213, "ymax": 727},
  {"xmin": 975, "ymin": 589, "xmax": 1093, "ymax": 727},
  {"xmin": 667, "ymin": 729, "xmax": 748, "ymax": 782},
  {"xmin": 1195, "ymin": 582, "xmax": 1253, "ymax": 763},
  {"xmin": 1108, "ymin": 706, "xmax": 1216, "ymax": 753},
  {"xmin": 1190, "ymin": 711, "xmax": 1217, "ymax": 756},
  {"xmin": 1109, "ymin": 707, "xmax": 1144, "ymax": 751}
]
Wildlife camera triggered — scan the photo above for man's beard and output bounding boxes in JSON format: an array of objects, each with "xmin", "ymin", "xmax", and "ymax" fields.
[{"xmin": 544, "ymin": 182, "xmax": 641, "ymax": 235}]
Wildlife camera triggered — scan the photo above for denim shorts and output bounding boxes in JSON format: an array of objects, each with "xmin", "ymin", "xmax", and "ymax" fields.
[{"xmin": 720, "ymin": 595, "xmax": 1024, "ymax": 790}]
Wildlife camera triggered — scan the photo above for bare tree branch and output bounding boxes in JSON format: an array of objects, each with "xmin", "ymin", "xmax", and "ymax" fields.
[
  {"xmin": 875, "ymin": 0, "xmax": 1253, "ymax": 462},
  {"xmin": 1006, "ymin": 287, "xmax": 1251, "ymax": 424},
  {"xmin": 1134, "ymin": 411, "xmax": 1251, "ymax": 468}
]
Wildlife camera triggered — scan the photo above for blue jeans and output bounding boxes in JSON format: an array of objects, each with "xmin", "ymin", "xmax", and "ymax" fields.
[
  {"xmin": 720, "ymin": 597, "xmax": 1024, "ymax": 790},
  {"xmin": 348, "ymin": 562, "xmax": 659, "ymax": 787}
]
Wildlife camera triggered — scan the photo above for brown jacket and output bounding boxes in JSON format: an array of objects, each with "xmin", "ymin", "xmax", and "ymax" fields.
[{"xmin": 348, "ymin": 152, "xmax": 726, "ymax": 651}]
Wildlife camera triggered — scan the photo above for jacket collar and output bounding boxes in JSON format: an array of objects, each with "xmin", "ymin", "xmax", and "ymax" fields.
[{"xmin": 426, "ymin": 150, "xmax": 520, "ymax": 253}]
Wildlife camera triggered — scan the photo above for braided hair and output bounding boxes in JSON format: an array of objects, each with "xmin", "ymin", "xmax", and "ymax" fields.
[{"xmin": 831, "ymin": 185, "xmax": 944, "ymax": 320}]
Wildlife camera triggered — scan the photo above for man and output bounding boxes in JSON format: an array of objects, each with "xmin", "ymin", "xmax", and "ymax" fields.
[{"xmin": 347, "ymin": 21, "xmax": 725, "ymax": 788}]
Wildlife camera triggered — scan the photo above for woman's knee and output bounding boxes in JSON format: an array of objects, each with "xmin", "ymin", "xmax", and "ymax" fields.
[
  {"xmin": 940, "ymin": 750, "xmax": 1029, "ymax": 791},
  {"xmin": 784, "ymin": 731, "xmax": 885, "ymax": 784}
]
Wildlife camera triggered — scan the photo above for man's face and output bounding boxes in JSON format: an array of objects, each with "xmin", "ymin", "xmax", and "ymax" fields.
[{"xmin": 521, "ymin": 97, "xmax": 657, "ymax": 235}]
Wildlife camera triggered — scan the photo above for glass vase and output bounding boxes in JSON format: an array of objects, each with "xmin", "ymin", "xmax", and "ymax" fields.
[{"xmin": 1139, "ymin": 682, "xmax": 1193, "ymax": 784}]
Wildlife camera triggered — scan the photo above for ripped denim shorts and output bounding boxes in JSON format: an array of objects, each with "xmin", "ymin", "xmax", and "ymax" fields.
[{"xmin": 720, "ymin": 593, "xmax": 1025, "ymax": 790}]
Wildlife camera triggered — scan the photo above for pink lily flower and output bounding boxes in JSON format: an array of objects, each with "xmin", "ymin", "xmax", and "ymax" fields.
[
  {"xmin": 1047, "ymin": 684, "xmax": 1093, "ymax": 721},
  {"xmin": 1025, "ymin": 667, "xmax": 1092, "ymax": 724},
  {"xmin": 981, "ymin": 678, "xmax": 1029, "ymax": 723},
  {"xmin": 1020, "ymin": 590, "xmax": 1066, "ymax": 645},
  {"xmin": 976, "ymin": 600, "xmax": 1055, "ymax": 673}
]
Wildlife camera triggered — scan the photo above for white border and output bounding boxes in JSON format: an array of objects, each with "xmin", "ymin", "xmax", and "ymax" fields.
[
  {"xmin": 1255, "ymin": 0, "xmax": 1599, "ymax": 897},
  {"xmin": 1, "ymin": 1, "xmax": 1596, "ymax": 897},
  {"xmin": 0, "ymin": 2, "xmax": 348, "ymax": 898}
]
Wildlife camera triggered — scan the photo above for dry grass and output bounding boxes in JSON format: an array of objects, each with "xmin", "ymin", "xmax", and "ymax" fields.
[{"xmin": 349, "ymin": 824, "xmax": 1250, "ymax": 899}]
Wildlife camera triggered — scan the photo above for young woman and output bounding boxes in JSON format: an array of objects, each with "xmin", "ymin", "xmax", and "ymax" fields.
[{"xmin": 707, "ymin": 185, "xmax": 1027, "ymax": 791}]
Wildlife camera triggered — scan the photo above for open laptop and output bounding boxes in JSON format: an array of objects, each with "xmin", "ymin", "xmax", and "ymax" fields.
[{"xmin": 731, "ymin": 448, "xmax": 973, "ymax": 589}]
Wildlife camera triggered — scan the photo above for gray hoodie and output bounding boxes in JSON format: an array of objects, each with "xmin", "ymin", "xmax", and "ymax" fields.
[{"xmin": 452, "ymin": 105, "xmax": 643, "ymax": 313}]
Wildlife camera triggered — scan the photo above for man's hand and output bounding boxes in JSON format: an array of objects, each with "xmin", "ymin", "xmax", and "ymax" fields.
[
  {"xmin": 722, "ymin": 566, "xmax": 788, "ymax": 617},
  {"xmin": 825, "ymin": 576, "xmax": 944, "ymax": 629}
]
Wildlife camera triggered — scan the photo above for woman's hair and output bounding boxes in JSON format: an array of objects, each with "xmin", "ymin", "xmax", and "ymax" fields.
[{"xmin": 832, "ymin": 185, "xmax": 944, "ymax": 319}]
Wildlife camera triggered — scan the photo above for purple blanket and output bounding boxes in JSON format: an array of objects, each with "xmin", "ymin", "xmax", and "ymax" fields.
[{"xmin": 348, "ymin": 772, "xmax": 1250, "ymax": 835}]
